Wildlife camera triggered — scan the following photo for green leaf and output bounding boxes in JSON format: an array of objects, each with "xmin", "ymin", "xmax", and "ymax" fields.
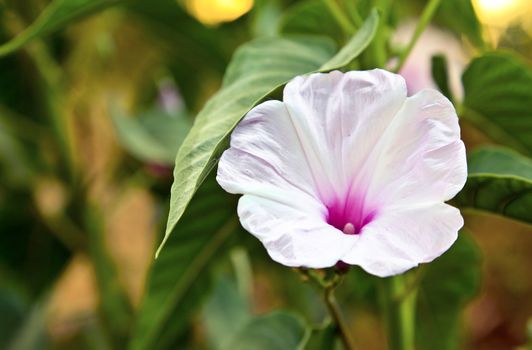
[
  {"xmin": 467, "ymin": 146, "xmax": 532, "ymax": 178},
  {"xmin": 112, "ymin": 107, "xmax": 191, "ymax": 165},
  {"xmin": 320, "ymin": 9, "xmax": 378, "ymax": 71},
  {"xmin": 0, "ymin": 0, "xmax": 122, "ymax": 57},
  {"xmin": 129, "ymin": 176, "xmax": 239, "ymax": 350},
  {"xmin": 222, "ymin": 312, "xmax": 310, "ymax": 350},
  {"xmin": 278, "ymin": 0, "xmax": 342, "ymax": 42},
  {"xmin": 250, "ymin": 0, "xmax": 283, "ymax": 38},
  {"xmin": 0, "ymin": 286, "xmax": 27, "ymax": 349},
  {"xmin": 454, "ymin": 146, "xmax": 532, "ymax": 224},
  {"xmin": 304, "ymin": 322, "xmax": 340, "ymax": 350},
  {"xmin": 417, "ymin": 233, "xmax": 481, "ymax": 350},
  {"xmin": 461, "ymin": 52, "xmax": 532, "ymax": 155},
  {"xmin": 203, "ymin": 275, "xmax": 252, "ymax": 349},
  {"xmin": 205, "ymin": 270, "xmax": 313, "ymax": 350},
  {"xmin": 6, "ymin": 299, "xmax": 50, "ymax": 350},
  {"xmin": 431, "ymin": 54, "xmax": 453, "ymax": 101},
  {"xmin": 435, "ymin": 0, "xmax": 484, "ymax": 48},
  {"xmin": 161, "ymin": 10, "xmax": 379, "ymax": 254}
]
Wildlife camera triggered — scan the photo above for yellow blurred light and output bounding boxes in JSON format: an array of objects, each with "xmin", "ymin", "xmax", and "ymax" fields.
[
  {"xmin": 472, "ymin": 0, "xmax": 531, "ymax": 44},
  {"xmin": 185, "ymin": 0, "xmax": 254, "ymax": 26},
  {"xmin": 475, "ymin": 0, "xmax": 517, "ymax": 12},
  {"xmin": 473, "ymin": 0, "xmax": 528, "ymax": 27}
]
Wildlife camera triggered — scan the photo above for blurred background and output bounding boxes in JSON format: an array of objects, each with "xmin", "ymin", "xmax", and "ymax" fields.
[{"xmin": 0, "ymin": 0, "xmax": 531, "ymax": 349}]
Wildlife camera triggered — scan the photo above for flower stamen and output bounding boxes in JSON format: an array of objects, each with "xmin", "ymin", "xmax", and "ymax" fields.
[{"xmin": 342, "ymin": 222, "xmax": 356, "ymax": 235}]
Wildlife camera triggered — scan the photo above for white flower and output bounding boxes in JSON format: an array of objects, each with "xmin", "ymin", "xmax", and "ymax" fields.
[{"xmin": 217, "ymin": 70, "xmax": 467, "ymax": 277}]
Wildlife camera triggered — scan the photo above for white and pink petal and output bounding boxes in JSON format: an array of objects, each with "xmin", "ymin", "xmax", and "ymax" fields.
[
  {"xmin": 341, "ymin": 202, "xmax": 462, "ymax": 277},
  {"xmin": 283, "ymin": 70, "xmax": 407, "ymax": 197},
  {"xmin": 363, "ymin": 89, "xmax": 467, "ymax": 207},
  {"xmin": 238, "ymin": 195, "xmax": 357, "ymax": 268}
]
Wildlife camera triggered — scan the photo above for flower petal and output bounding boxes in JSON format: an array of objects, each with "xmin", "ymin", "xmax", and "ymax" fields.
[
  {"xmin": 216, "ymin": 92, "xmax": 359, "ymax": 268},
  {"xmin": 283, "ymin": 69, "xmax": 407, "ymax": 199},
  {"xmin": 342, "ymin": 202, "xmax": 462, "ymax": 277},
  {"xmin": 217, "ymin": 100, "xmax": 322, "ymax": 210},
  {"xmin": 364, "ymin": 89, "xmax": 467, "ymax": 208},
  {"xmin": 238, "ymin": 195, "xmax": 357, "ymax": 268}
]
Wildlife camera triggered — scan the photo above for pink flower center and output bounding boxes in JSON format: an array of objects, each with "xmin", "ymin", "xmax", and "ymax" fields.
[{"xmin": 325, "ymin": 192, "xmax": 377, "ymax": 235}]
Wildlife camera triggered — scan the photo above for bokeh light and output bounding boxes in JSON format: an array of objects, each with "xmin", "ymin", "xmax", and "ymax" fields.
[
  {"xmin": 184, "ymin": 0, "xmax": 254, "ymax": 25},
  {"xmin": 473, "ymin": 0, "xmax": 532, "ymax": 43}
]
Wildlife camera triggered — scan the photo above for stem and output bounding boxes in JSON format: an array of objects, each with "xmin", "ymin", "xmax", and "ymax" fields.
[
  {"xmin": 300, "ymin": 270, "xmax": 356, "ymax": 350},
  {"xmin": 393, "ymin": 0, "xmax": 442, "ymax": 72},
  {"xmin": 370, "ymin": 0, "xmax": 391, "ymax": 68},
  {"xmin": 323, "ymin": 0, "xmax": 356, "ymax": 38},
  {"xmin": 344, "ymin": 0, "xmax": 363, "ymax": 28},
  {"xmin": 380, "ymin": 275, "xmax": 417, "ymax": 350},
  {"xmin": 30, "ymin": 41, "xmax": 79, "ymax": 182},
  {"xmin": 38, "ymin": 211, "xmax": 87, "ymax": 252},
  {"xmin": 324, "ymin": 283, "xmax": 356, "ymax": 350},
  {"xmin": 394, "ymin": 266, "xmax": 425, "ymax": 303},
  {"xmin": 6, "ymin": 12, "xmax": 78, "ymax": 182}
]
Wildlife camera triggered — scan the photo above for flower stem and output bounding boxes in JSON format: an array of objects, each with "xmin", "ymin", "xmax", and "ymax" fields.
[
  {"xmin": 380, "ymin": 275, "xmax": 417, "ymax": 350},
  {"xmin": 323, "ymin": 0, "xmax": 356, "ymax": 37},
  {"xmin": 393, "ymin": 0, "xmax": 442, "ymax": 72},
  {"xmin": 6, "ymin": 12, "xmax": 78, "ymax": 182},
  {"xmin": 370, "ymin": 0, "xmax": 391, "ymax": 68},
  {"xmin": 324, "ymin": 283, "xmax": 357, "ymax": 350},
  {"xmin": 299, "ymin": 269, "xmax": 356, "ymax": 350},
  {"xmin": 344, "ymin": 1, "xmax": 363, "ymax": 28}
]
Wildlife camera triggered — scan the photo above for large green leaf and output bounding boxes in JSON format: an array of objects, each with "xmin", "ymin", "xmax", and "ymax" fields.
[
  {"xmin": 435, "ymin": 0, "xmax": 484, "ymax": 48},
  {"xmin": 203, "ymin": 275, "xmax": 252, "ymax": 349},
  {"xmin": 304, "ymin": 322, "xmax": 340, "ymax": 350},
  {"xmin": 454, "ymin": 147, "xmax": 532, "ymax": 224},
  {"xmin": 129, "ymin": 176, "xmax": 239, "ymax": 350},
  {"xmin": 204, "ymin": 268, "xmax": 313, "ymax": 350},
  {"xmin": 250, "ymin": 0, "xmax": 283, "ymax": 38},
  {"xmin": 320, "ymin": 9, "xmax": 378, "ymax": 72},
  {"xmin": 416, "ymin": 233, "xmax": 481, "ymax": 350},
  {"xmin": 222, "ymin": 312, "xmax": 310, "ymax": 350},
  {"xmin": 278, "ymin": 0, "xmax": 342, "ymax": 42},
  {"xmin": 467, "ymin": 146, "xmax": 532, "ymax": 178},
  {"xmin": 161, "ymin": 10, "xmax": 379, "ymax": 253},
  {"xmin": 461, "ymin": 52, "xmax": 532, "ymax": 155},
  {"xmin": 0, "ymin": 0, "xmax": 122, "ymax": 57}
]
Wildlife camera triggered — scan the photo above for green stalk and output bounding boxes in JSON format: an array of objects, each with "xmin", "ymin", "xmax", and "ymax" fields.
[
  {"xmin": 393, "ymin": 0, "xmax": 442, "ymax": 72},
  {"xmin": 85, "ymin": 204, "xmax": 134, "ymax": 347},
  {"xmin": 302, "ymin": 270, "xmax": 356, "ymax": 350},
  {"xmin": 344, "ymin": 0, "xmax": 363, "ymax": 28},
  {"xmin": 324, "ymin": 283, "xmax": 357, "ymax": 350},
  {"xmin": 370, "ymin": 0, "xmax": 391, "ymax": 68},
  {"xmin": 29, "ymin": 41, "xmax": 79, "ymax": 182},
  {"xmin": 380, "ymin": 275, "xmax": 417, "ymax": 350},
  {"xmin": 323, "ymin": 0, "xmax": 356, "ymax": 38},
  {"xmin": 7, "ymin": 13, "xmax": 79, "ymax": 182}
]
